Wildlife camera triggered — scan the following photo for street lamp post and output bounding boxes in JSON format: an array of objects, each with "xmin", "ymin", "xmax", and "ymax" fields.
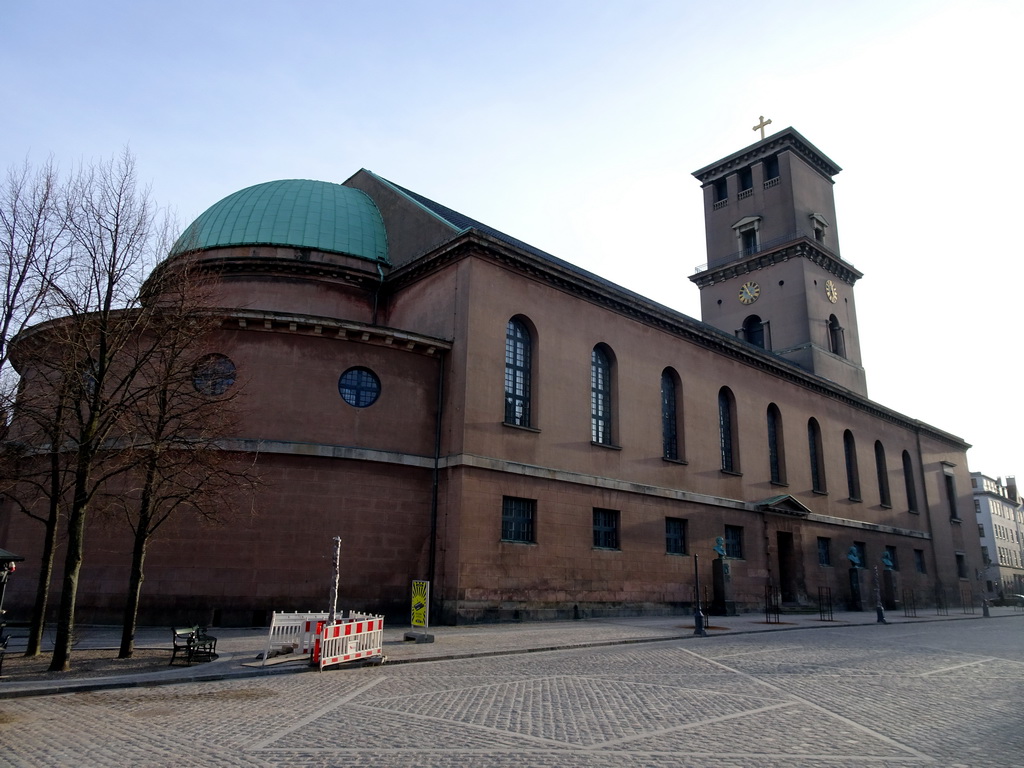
[{"xmin": 693, "ymin": 553, "xmax": 707, "ymax": 637}]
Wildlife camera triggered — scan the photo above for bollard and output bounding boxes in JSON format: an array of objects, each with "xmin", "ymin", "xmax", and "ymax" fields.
[
  {"xmin": 875, "ymin": 603, "xmax": 888, "ymax": 624},
  {"xmin": 693, "ymin": 605, "xmax": 708, "ymax": 637},
  {"xmin": 983, "ymin": 599, "xmax": 991, "ymax": 618}
]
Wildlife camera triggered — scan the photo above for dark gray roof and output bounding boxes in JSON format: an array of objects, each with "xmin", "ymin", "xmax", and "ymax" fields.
[{"xmin": 378, "ymin": 176, "xmax": 648, "ymax": 294}]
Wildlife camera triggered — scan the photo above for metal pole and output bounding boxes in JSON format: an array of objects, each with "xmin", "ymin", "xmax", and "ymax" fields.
[
  {"xmin": 874, "ymin": 565, "xmax": 887, "ymax": 624},
  {"xmin": 328, "ymin": 536, "xmax": 341, "ymax": 624},
  {"xmin": 693, "ymin": 553, "xmax": 707, "ymax": 637}
]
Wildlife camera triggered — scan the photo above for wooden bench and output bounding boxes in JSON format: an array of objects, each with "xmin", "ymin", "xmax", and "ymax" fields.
[{"xmin": 169, "ymin": 626, "xmax": 218, "ymax": 665}]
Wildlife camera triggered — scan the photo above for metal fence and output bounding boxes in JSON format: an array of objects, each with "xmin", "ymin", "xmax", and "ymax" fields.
[{"xmin": 817, "ymin": 587, "xmax": 834, "ymax": 621}]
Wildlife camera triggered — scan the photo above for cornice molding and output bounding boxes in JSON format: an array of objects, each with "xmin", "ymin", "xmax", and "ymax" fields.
[
  {"xmin": 208, "ymin": 308, "xmax": 451, "ymax": 357},
  {"xmin": 188, "ymin": 252, "xmax": 384, "ymax": 291},
  {"xmin": 691, "ymin": 239, "xmax": 862, "ymax": 288},
  {"xmin": 216, "ymin": 443, "xmax": 934, "ymax": 540},
  {"xmin": 693, "ymin": 128, "xmax": 842, "ymax": 184}
]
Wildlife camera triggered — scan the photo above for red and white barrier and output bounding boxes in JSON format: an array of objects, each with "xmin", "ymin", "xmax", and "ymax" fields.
[{"xmin": 314, "ymin": 615, "xmax": 384, "ymax": 670}]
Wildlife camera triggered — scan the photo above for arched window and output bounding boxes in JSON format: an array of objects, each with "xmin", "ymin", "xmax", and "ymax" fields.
[
  {"xmin": 504, "ymin": 318, "xmax": 533, "ymax": 427},
  {"xmin": 844, "ymin": 430, "xmax": 861, "ymax": 501},
  {"xmin": 742, "ymin": 315, "xmax": 766, "ymax": 349},
  {"xmin": 591, "ymin": 345, "xmax": 614, "ymax": 445},
  {"xmin": 661, "ymin": 368, "xmax": 683, "ymax": 461},
  {"xmin": 767, "ymin": 403, "xmax": 786, "ymax": 484},
  {"xmin": 875, "ymin": 441, "xmax": 891, "ymax": 507},
  {"xmin": 902, "ymin": 450, "xmax": 919, "ymax": 513},
  {"xmin": 808, "ymin": 418, "xmax": 826, "ymax": 493},
  {"xmin": 718, "ymin": 387, "xmax": 739, "ymax": 473},
  {"xmin": 828, "ymin": 315, "xmax": 846, "ymax": 358}
]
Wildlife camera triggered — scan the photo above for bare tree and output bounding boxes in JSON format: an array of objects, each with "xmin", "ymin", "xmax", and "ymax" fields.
[
  {"xmin": 6, "ymin": 150, "xmax": 173, "ymax": 671},
  {"xmin": 4, "ymin": 150, "xmax": 256, "ymax": 671},
  {"xmin": 0, "ymin": 367, "xmax": 76, "ymax": 657},
  {"xmin": 0, "ymin": 157, "xmax": 72, "ymax": 375},
  {"xmin": 0, "ymin": 158, "xmax": 74, "ymax": 656},
  {"xmin": 111, "ymin": 260, "xmax": 258, "ymax": 658}
]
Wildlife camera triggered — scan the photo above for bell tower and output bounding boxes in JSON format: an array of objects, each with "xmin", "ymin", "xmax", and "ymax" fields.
[{"xmin": 690, "ymin": 127, "xmax": 867, "ymax": 396}]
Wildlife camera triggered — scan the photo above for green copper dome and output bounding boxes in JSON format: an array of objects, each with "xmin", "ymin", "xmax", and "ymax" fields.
[{"xmin": 174, "ymin": 179, "xmax": 388, "ymax": 263}]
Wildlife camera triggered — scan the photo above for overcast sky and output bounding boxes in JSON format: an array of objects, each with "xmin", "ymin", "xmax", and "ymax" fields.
[{"xmin": 4, "ymin": 0, "xmax": 1021, "ymax": 481}]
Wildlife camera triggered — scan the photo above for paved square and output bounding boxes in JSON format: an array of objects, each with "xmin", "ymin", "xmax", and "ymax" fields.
[{"xmin": 2, "ymin": 618, "xmax": 1022, "ymax": 767}]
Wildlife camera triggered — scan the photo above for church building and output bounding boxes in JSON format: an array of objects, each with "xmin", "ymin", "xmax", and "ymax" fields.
[{"xmin": 1, "ymin": 127, "xmax": 983, "ymax": 625}]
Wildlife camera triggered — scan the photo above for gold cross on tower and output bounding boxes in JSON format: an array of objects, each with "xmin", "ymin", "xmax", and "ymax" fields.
[{"xmin": 752, "ymin": 115, "xmax": 773, "ymax": 140}]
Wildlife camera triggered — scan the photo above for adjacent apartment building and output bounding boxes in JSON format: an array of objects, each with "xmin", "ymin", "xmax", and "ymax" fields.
[{"xmin": 972, "ymin": 472, "xmax": 1024, "ymax": 596}]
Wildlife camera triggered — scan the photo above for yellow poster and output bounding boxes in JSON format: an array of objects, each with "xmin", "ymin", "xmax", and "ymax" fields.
[{"xmin": 411, "ymin": 580, "xmax": 429, "ymax": 628}]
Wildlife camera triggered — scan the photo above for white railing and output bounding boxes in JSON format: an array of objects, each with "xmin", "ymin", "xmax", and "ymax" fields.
[{"xmin": 262, "ymin": 611, "xmax": 329, "ymax": 665}]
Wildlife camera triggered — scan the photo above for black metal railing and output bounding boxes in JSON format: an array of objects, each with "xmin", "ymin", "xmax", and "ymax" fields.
[
  {"xmin": 935, "ymin": 586, "xmax": 949, "ymax": 616},
  {"xmin": 764, "ymin": 585, "xmax": 781, "ymax": 624},
  {"xmin": 817, "ymin": 586, "xmax": 834, "ymax": 621},
  {"xmin": 960, "ymin": 587, "xmax": 976, "ymax": 614},
  {"xmin": 902, "ymin": 590, "xmax": 917, "ymax": 618}
]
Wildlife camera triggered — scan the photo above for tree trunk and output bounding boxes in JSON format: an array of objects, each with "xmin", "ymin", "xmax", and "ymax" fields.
[
  {"xmin": 118, "ymin": 520, "xmax": 149, "ymax": 658},
  {"xmin": 25, "ymin": 433, "xmax": 64, "ymax": 657},
  {"xmin": 48, "ymin": 462, "xmax": 90, "ymax": 672},
  {"xmin": 23, "ymin": 501, "xmax": 58, "ymax": 657}
]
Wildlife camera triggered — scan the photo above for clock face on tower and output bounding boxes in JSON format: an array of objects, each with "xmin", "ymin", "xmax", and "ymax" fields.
[
  {"xmin": 825, "ymin": 279, "xmax": 839, "ymax": 303},
  {"xmin": 738, "ymin": 281, "xmax": 760, "ymax": 304}
]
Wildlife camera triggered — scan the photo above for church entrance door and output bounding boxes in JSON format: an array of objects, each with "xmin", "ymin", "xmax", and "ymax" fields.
[{"xmin": 776, "ymin": 531, "xmax": 799, "ymax": 603}]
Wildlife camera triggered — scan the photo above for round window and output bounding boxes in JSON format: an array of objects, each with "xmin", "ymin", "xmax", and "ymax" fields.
[
  {"xmin": 193, "ymin": 354, "xmax": 236, "ymax": 396},
  {"xmin": 339, "ymin": 367, "xmax": 380, "ymax": 407}
]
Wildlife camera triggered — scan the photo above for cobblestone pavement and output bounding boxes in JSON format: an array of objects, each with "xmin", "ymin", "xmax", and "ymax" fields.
[{"xmin": 2, "ymin": 616, "xmax": 1022, "ymax": 767}]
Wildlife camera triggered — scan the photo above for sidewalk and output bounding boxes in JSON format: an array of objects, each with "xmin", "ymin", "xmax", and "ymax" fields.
[{"xmin": 3, "ymin": 606, "xmax": 1022, "ymax": 699}]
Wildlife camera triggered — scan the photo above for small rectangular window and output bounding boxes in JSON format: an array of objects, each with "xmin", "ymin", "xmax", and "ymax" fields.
[
  {"xmin": 741, "ymin": 228, "xmax": 757, "ymax": 254},
  {"xmin": 739, "ymin": 167, "xmax": 753, "ymax": 192},
  {"xmin": 764, "ymin": 155, "xmax": 780, "ymax": 180},
  {"xmin": 914, "ymin": 549, "xmax": 927, "ymax": 574},
  {"xmin": 666, "ymin": 517, "xmax": 687, "ymax": 555},
  {"xmin": 955, "ymin": 552, "xmax": 968, "ymax": 579},
  {"xmin": 725, "ymin": 525, "xmax": 744, "ymax": 559},
  {"xmin": 817, "ymin": 537, "xmax": 832, "ymax": 567},
  {"xmin": 501, "ymin": 497, "xmax": 536, "ymax": 543},
  {"xmin": 593, "ymin": 508, "xmax": 620, "ymax": 550}
]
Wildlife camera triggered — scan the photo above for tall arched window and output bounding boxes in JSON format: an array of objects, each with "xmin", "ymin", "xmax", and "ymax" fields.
[
  {"xmin": 504, "ymin": 318, "xmax": 533, "ymax": 426},
  {"xmin": 844, "ymin": 430, "xmax": 861, "ymax": 501},
  {"xmin": 828, "ymin": 315, "xmax": 846, "ymax": 358},
  {"xmin": 661, "ymin": 368, "xmax": 683, "ymax": 461},
  {"xmin": 902, "ymin": 450, "xmax": 919, "ymax": 513},
  {"xmin": 718, "ymin": 387, "xmax": 739, "ymax": 473},
  {"xmin": 875, "ymin": 441, "xmax": 891, "ymax": 507},
  {"xmin": 591, "ymin": 345, "xmax": 614, "ymax": 445},
  {"xmin": 767, "ymin": 404, "xmax": 786, "ymax": 484},
  {"xmin": 808, "ymin": 418, "xmax": 826, "ymax": 493},
  {"xmin": 742, "ymin": 315, "xmax": 766, "ymax": 349}
]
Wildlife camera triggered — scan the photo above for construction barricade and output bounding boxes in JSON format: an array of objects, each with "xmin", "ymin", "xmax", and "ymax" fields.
[
  {"xmin": 313, "ymin": 614, "xmax": 385, "ymax": 670},
  {"xmin": 262, "ymin": 611, "xmax": 329, "ymax": 666}
]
